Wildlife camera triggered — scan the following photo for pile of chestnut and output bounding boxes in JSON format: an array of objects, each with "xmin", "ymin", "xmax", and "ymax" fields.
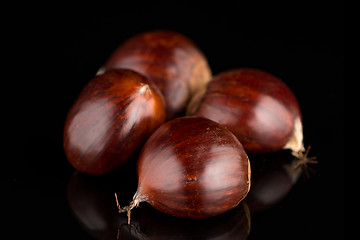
[{"xmin": 64, "ymin": 30, "xmax": 316, "ymax": 224}]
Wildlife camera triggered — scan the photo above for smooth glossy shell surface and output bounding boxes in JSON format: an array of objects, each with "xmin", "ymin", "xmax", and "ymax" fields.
[
  {"xmin": 136, "ymin": 116, "xmax": 250, "ymax": 218},
  {"xmin": 63, "ymin": 69, "xmax": 166, "ymax": 175},
  {"xmin": 191, "ymin": 68, "xmax": 301, "ymax": 153},
  {"xmin": 102, "ymin": 30, "xmax": 212, "ymax": 119}
]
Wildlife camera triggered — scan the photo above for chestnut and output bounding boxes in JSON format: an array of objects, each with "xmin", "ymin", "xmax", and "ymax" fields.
[
  {"xmin": 187, "ymin": 68, "xmax": 304, "ymax": 154},
  {"xmin": 116, "ymin": 116, "xmax": 251, "ymax": 223},
  {"xmin": 63, "ymin": 69, "xmax": 166, "ymax": 175},
  {"xmin": 100, "ymin": 30, "xmax": 212, "ymax": 120}
]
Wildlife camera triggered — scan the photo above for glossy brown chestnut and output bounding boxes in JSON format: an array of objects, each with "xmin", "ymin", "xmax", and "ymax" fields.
[
  {"xmin": 116, "ymin": 116, "xmax": 251, "ymax": 223},
  {"xmin": 187, "ymin": 68, "xmax": 304, "ymax": 154},
  {"xmin": 100, "ymin": 30, "xmax": 212, "ymax": 120},
  {"xmin": 63, "ymin": 69, "xmax": 166, "ymax": 175}
]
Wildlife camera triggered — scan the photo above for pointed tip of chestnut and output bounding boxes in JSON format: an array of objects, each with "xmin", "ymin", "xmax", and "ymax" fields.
[
  {"xmin": 291, "ymin": 145, "xmax": 318, "ymax": 178},
  {"xmin": 102, "ymin": 30, "xmax": 212, "ymax": 120},
  {"xmin": 284, "ymin": 117, "xmax": 304, "ymax": 153},
  {"xmin": 119, "ymin": 116, "xmax": 250, "ymax": 219},
  {"xmin": 115, "ymin": 190, "xmax": 145, "ymax": 225},
  {"xmin": 63, "ymin": 69, "xmax": 166, "ymax": 175}
]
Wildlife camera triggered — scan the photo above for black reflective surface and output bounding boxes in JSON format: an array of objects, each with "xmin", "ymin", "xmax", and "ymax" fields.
[{"xmin": 12, "ymin": 2, "xmax": 343, "ymax": 239}]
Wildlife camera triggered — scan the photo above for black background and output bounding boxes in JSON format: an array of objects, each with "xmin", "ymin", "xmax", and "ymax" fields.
[{"xmin": 10, "ymin": 1, "xmax": 343, "ymax": 239}]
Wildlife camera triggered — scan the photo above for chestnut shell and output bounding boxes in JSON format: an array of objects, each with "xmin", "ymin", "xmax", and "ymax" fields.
[
  {"xmin": 188, "ymin": 68, "xmax": 302, "ymax": 153},
  {"xmin": 63, "ymin": 69, "xmax": 166, "ymax": 175},
  {"xmin": 135, "ymin": 116, "xmax": 251, "ymax": 219},
  {"xmin": 102, "ymin": 30, "xmax": 212, "ymax": 120}
]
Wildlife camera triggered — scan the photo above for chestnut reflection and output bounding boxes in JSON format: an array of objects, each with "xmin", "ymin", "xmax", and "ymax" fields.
[
  {"xmin": 67, "ymin": 171, "xmax": 251, "ymax": 240},
  {"xmin": 127, "ymin": 202, "xmax": 250, "ymax": 240},
  {"xmin": 67, "ymin": 171, "xmax": 133, "ymax": 239},
  {"xmin": 245, "ymin": 151, "xmax": 302, "ymax": 212}
]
